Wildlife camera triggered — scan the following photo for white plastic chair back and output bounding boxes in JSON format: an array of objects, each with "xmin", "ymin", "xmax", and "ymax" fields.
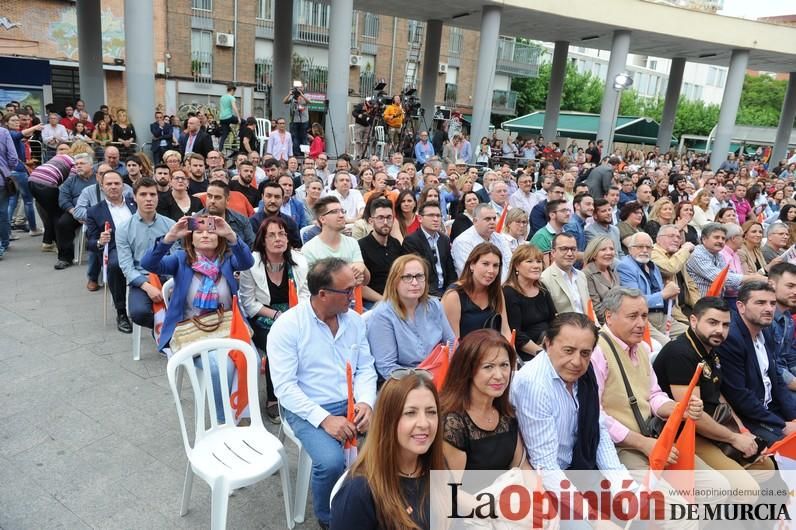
[
  {"xmin": 329, "ymin": 469, "xmax": 349, "ymax": 508},
  {"xmin": 374, "ymin": 126, "xmax": 387, "ymax": 159},
  {"xmin": 348, "ymin": 124, "xmax": 356, "ymax": 152},
  {"xmin": 255, "ymin": 118, "xmax": 271, "ymax": 156},
  {"xmin": 162, "ymin": 278, "xmax": 175, "ymax": 309}
]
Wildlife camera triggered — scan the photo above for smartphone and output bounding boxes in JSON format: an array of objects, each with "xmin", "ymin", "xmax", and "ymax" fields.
[{"xmin": 188, "ymin": 216, "xmax": 215, "ymax": 231}]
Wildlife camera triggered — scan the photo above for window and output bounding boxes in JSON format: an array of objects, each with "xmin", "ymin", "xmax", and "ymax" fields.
[
  {"xmin": 408, "ymin": 20, "xmax": 423, "ymax": 45},
  {"xmin": 256, "ymin": 0, "xmax": 273, "ymax": 20},
  {"xmin": 297, "ymin": 0, "xmax": 330, "ymax": 27},
  {"xmin": 449, "ymin": 27, "xmax": 463, "ymax": 55},
  {"xmin": 191, "ymin": 29, "xmax": 213, "ymax": 80},
  {"xmin": 362, "ymin": 13, "xmax": 379, "ymax": 38},
  {"xmin": 706, "ymin": 66, "xmax": 727, "ymax": 88},
  {"xmin": 648, "ymin": 59, "xmax": 658, "ymax": 70},
  {"xmin": 192, "ymin": 0, "xmax": 212, "ymax": 11}
]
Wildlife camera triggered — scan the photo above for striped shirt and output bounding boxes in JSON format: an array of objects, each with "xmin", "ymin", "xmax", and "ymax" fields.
[
  {"xmin": 28, "ymin": 154, "xmax": 75, "ymax": 188},
  {"xmin": 686, "ymin": 244, "xmax": 743, "ymax": 297},
  {"xmin": 510, "ymin": 351, "xmax": 626, "ymax": 492}
]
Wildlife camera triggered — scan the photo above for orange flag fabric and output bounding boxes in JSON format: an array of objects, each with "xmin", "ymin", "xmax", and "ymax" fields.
[
  {"xmin": 353, "ymin": 285, "xmax": 364, "ymax": 314},
  {"xmin": 668, "ymin": 417, "xmax": 696, "ymax": 471},
  {"xmin": 417, "ymin": 343, "xmax": 450, "ymax": 391},
  {"xmin": 148, "ymin": 273, "xmax": 167, "ymax": 346},
  {"xmin": 495, "ymin": 206, "xmax": 509, "ymax": 233},
  {"xmin": 228, "ymin": 295, "xmax": 252, "ymax": 421},
  {"xmin": 288, "ymin": 279, "xmax": 299, "ymax": 308},
  {"xmin": 510, "ymin": 329, "xmax": 516, "ymax": 347},
  {"xmin": 643, "ymin": 323, "xmax": 652, "ymax": 351},
  {"xmin": 586, "ymin": 299, "xmax": 599, "ymax": 325},
  {"xmin": 649, "ymin": 363, "xmax": 703, "ymax": 471},
  {"xmin": 764, "ymin": 431, "xmax": 796, "ymax": 459},
  {"xmin": 706, "ymin": 265, "xmax": 730, "ymax": 297},
  {"xmin": 344, "ymin": 361, "xmax": 358, "ymax": 467}
]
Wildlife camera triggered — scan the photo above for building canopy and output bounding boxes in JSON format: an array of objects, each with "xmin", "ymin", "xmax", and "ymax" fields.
[{"xmin": 501, "ymin": 111, "xmax": 675, "ymax": 145}]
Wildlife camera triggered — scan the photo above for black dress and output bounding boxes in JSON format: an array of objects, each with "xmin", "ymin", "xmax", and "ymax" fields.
[
  {"xmin": 331, "ymin": 474, "xmax": 429, "ymax": 529},
  {"xmin": 449, "ymin": 214, "xmax": 473, "ymax": 242},
  {"xmin": 444, "ymin": 411, "xmax": 518, "ymax": 471},
  {"xmin": 112, "ymin": 123, "xmax": 137, "ymax": 159},
  {"xmin": 157, "ymin": 192, "xmax": 204, "ymax": 221},
  {"xmin": 503, "ymin": 285, "xmax": 557, "ymax": 361},
  {"xmin": 455, "ymin": 288, "xmax": 500, "ymax": 339}
]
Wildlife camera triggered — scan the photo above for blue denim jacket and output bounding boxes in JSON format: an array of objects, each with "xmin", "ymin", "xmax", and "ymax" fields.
[{"xmin": 765, "ymin": 308, "xmax": 796, "ymax": 385}]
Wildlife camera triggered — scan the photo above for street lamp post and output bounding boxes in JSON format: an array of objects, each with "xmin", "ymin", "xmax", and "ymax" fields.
[{"xmin": 606, "ymin": 72, "xmax": 634, "ymax": 156}]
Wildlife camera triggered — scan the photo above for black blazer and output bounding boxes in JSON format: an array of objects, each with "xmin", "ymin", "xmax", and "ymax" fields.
[
  {"xmin": 401, "ymin": 229, "xmax": 456, "ymax": 297},
  {"xmin": 716, "ymin": 315, "xmax": 796, "ymax": 445},
  {"xmin": 178, "ymin": 130, "xmax": 214, "ymax": 159},
  {"xmin": 85, "ymin": 199, "xmax": 137, "ymax": 251}
]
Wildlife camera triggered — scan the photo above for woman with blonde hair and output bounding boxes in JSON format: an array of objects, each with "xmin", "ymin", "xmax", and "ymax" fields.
[
  {"xmin": 111, "ymin": 107, "xmax": 137, "ymax": 159},
  {"xmin": 581, "ymin": 235, "xmax": 619, "ymax": 324},
  {"xmin": 367, "ymin": 255, "xmax": 455, "ymax": 380},
  {"xmin": 331, "ymin": 371, "xmax": 444, "ymax": 529},
  {"xmin": 503, "ymin": 244, "xmax": 556, "ymax": 360},
  {"xmin": 401, "ymin": 162, "xmax": 420, "ymax": 191},
  {"xmin": 644, "ymin": 196, "xmax": 675, "ymax": 241},
  {"xmin": 162, "ymin": 149, "xmax": 183, "ymax": 173},
  {"xmin": 691, "ymin": 188, "xmax": 713, "ymax": 233},
  {"xmin": 738, "ymin": 220, "xmax": 779, "ymax": 274},
  {"xmin": 500, "ymin": 207, "xmax": 529, "ymax": 251}
]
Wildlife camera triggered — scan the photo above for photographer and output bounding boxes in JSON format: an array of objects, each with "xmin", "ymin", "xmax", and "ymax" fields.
[
  {"xmin": 282, "ymin": 84, "xmax": 309, "ymax": 157},
  {"xmin": 382, "ymin": 95, "xmax": 404, "ymax": 154},
  {"xmin": 351, "ymin": 98, "xmax": 375, "ymax": 159}
]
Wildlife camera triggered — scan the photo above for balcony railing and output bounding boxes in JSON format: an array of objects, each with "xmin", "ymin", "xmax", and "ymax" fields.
[
  {"xmin": 444, "ymin": 83, "xmax": 457, "ymax": 107},
  {"xmin": 254, "ymin": 58, "xmax": 329, "ymax": 95},
  {"xmin": 449, "ymin": 28, "xmax": 463, "ymax": 56},
  {"xmin": 256, "ymin": 0, "xmax": 274, "ymax": 38},
  {"xmin": 492, "ymin": 89, "xmax": 517, "ymax": 115},
  {"xmin": 294, "ymin": 23, "xmax": 329, "ymax": 45},
  {"xmin": 496, "ymin": 37, "xmax": 541, "ymax": 77},
  {"xmin": 191, "ymin": 51, "xmax": 213, "ymax": 85}
]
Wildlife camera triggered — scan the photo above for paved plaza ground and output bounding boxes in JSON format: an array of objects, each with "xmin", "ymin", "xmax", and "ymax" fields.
[{"xmin": 0, "ymin": 234, "xmax": 314, "ymax": 529}]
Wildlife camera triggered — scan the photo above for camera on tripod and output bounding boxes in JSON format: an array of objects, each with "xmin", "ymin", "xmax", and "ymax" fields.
[{"xmin": 400, "ymin": 87, "xmax": 421, "ymax": 116}]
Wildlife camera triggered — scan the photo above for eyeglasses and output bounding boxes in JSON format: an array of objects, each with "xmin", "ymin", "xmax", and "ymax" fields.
[
  {"xmin": 390, "ymin": 368, "xmax": 433, "ymax": 381},
  {"xmin": 172, "ymin": 176, "xmax": 187, "ymax": 181},
  {"xmin": 371, "ymin": 215, "xmax": 394, "ymax": 223},
  {"xmin": 422, "ymin": 213, "xmax": 442, "ymax": 218},
  {"xmin": 265, "ymin": 231, "xmax": 288, "ymax": 241},
  {"xmin": 322, "ymin": 286, "xmax": 355, "ymax": 298},
  {"xmin": 400, "ymin": 273, "xmax": 426, "ymax": 284},
  {"xmin": 554, "ymin": 246, "xmax": 577, "ymax": 253},
  {"xmin": 321, "ymin": 208, "xmax": 346, "ymax": 217}
]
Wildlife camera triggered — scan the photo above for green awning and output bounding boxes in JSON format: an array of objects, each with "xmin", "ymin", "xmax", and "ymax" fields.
[
  {"xmin": 682, "ymin": 139, "xmax": 752, "ymax": 154},
  {"xmin": 501, "ymin": 111, "xmax": 676, "ymax": 146}
]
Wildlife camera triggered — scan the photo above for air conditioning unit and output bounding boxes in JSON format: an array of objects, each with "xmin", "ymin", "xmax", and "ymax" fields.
[
  {"xmin": 215, "ymin": 33, "xmax": 234, "ymax": 47},
  {"xmin": 438, "ymin": 63, "xmax": 448, "ymax": 74},
  {"xmin": 349, "ymin": 55, "xmax": 364, "ymax": 67}
]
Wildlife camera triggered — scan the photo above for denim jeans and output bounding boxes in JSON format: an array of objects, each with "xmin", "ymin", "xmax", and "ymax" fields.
[
  {"xmin": 0, "ymin": 184, "xmax": 9, "ymax": 250},
  {"xmin": 290, "ymin": 121, "xmax": 309, "ymax": 156},
  {"xmin": 7, "ymin": 170, "xmax": 37, "ymax": 231},
  {"xmin": 282, "ymin": 400, "xmax": 347, "ymax": 525}
]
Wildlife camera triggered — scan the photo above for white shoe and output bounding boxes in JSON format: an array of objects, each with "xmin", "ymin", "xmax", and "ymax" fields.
[{"xmin": 29, "ymin": 229, "xmax": 43, "ymax": 236}]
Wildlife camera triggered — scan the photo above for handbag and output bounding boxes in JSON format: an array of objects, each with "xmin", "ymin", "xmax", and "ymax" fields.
[
  {"xmin": 711, "ymin": 403, "xmax": 766, "ymax": 465},
  {"xmin": 600, "ymin": 333, "xmax": 663, "ymax": 438},
  {"xmin": 170, "ymin": 307, "xmax": 232, "ymax": 352}
]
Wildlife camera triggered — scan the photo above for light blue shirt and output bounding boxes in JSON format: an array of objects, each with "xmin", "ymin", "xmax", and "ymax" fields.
[
  {"xmin": 268, "ymin": 300, "xmax": 377, "ymax": 427},
  {"xmin": 414, "ymin": 140, "xmax": 434, "ymax": 165},
  {"xmin": 116, "ymin": 212, "xmax": 175, "ymax": 287},
  {"xmin": 366, "ymin": 298, "xmax": 455, "ymax": 380},
  {"xmin": 510, "ymin": 351, "xmax": 625, "ymax": 492}
]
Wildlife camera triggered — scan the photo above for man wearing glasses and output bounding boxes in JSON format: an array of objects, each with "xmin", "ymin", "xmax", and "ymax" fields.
[
  {"xmin": 268, "ymin": 257, "xmax": 377, "ymax": 529},
  {"xmin": 303, "ymin": 196, "xmax": 371, "ymax": 287},
  {"xmin": 402, "ymin": 201, "xmax": 456, "ymax": 297},
  {"xmin": 652, "ymin": 224, "xmax": 699, "ymax": 327},
  {"xmin": 359, "ymin": 198, "xmax": 403, "ymax": 306},
  {"xmin": 541, "ymin": 233, "xmax": 590, "ymax": 314},
  {"xmin": 617, "ymin": 232, "xmax": 685, "ymax": 345},
  {"xmin": 530, "ymin": 199, "xmax": 570, "ymax": 254}
]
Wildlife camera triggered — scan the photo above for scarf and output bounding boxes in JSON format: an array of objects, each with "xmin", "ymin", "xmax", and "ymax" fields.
[
  {"xmin": 568, "ymin": 364, "xmax": 600, "ymax": 471},
  {"xmin": 191, "ymin": 255, "xmax": 221, "ymax": 311}
]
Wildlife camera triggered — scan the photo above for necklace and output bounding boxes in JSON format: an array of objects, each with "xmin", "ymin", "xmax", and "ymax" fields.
[
  {"xmin": 469, "ymin": 406, "xmax": 498, "ymax": 426},
  {"xmin": 398, "ymin": 460, "xmax": 421, "ymax": 478},
  {"xmin": 266, "ymin": 261, "xmax": 285, "ymax": 273}
]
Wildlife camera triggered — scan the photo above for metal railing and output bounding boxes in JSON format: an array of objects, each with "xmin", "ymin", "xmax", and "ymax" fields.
[
  {"xmin": 192, "ymin": 0, "xmax": 212, "ymax": 12},
  {"xmin": 496, "ymin": 37, "xmax": 541, "ymax": 77},
  {"xmin": 359, "ymin": 72, "xmax": 376, "ymax": 98},
  {"xmin": 492, "ymin": 89, "xmax": 518, "ymax": 115},
  {"xmin": 444, "ymin": 83, "xmax": 457, "ymax": 107},
  {"xmin": 293, "ymin": 22, "xmax": 329, "ymax": 45},
  {"xmin": 294, "ymin": 0, "xmax": 330, "ymax": 45},
  {"xmin": 408, "ymin": 20, "xmax": 424, "ymax": 46},
  {"xmin": 448, "ymin": 27, "xmax": 463, "ymax": 56},
  {"xmin": 191, "ymin": 51, "xmax": 213, "ymax": 84},
  {"xmin": 255, "ymin": 59, "xmax": 271, "ymax": 93},
  {"xmin": 254, "ymin": 58, "xmax": 329, "ymax": 95}
]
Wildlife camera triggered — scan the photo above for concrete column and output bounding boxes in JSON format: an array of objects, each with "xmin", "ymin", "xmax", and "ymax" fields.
[
  {"xmin": 124, "ymin": 0, "xmax": 155, "ymax": 147},
  {"xmin": 325, "ymin": 0, "xmax": 353, "ymax": 157},
  {"xmin": 420, "ymin": 20, "xmax": 443, "ymax": 122},
  {"xmin": 657, "ymin": 57, "xmax": 686, "ymax": 151},
  {"xmin": 76, "ymin": 0, "xmax": 105, "ymax": 115},
  {"xmin": 272, "ymin": 0, "xmax": 293, "ymax": 120},
  {"xmin": 542, "ymin": 40, "xmax": 569, "ymax": 142},
  {"xmin": 470, "ymin": 5, "xmax": 502, "ymax": 163},
  {"xmin": 771, "ymin": 72, "xmax": 796, "ymax": 166},
  {"xmin": 597, "ymin": 30, "xmax": 631, "ymax": 155},
  {"xmin": 709, "ymin": 49, "xmax": 749, "ymax": 171}
]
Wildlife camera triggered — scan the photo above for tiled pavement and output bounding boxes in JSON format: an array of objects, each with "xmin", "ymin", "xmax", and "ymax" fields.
[{"xmin": 0, "ymin": 234, "xmax": 314, "ymax": 529}]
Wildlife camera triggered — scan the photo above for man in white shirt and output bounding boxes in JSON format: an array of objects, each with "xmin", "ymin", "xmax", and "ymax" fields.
[
  {"xmin": 268, "ymin": 258, "xmax": 377, "ymax": 528},
  {"xmin": 488, "ymin": 180, "xmax": 510, "ymax": 217},
  {"xmin": 451, "ymin": 203, "xmax": 512, "ymax": 281},
  {"xmin": 385, "ymin": 151, "xmax": 403, "ymax": 178},
  {"xmin": 266, "ymin": 117, "xmax": 292, "ymax": 161},
  {"xmin": 41, "ymin": 112, "xmax": 69, "ymax": 156},
  {"xmin": 509, "ymin": 171, "xmax": 534, "ymax": 214},
  {"xmin": 328, "ymin": 172, "xmax": 364, "ymax": 223}
]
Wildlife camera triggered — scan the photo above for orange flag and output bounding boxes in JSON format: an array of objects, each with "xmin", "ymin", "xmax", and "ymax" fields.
[
  {"xmin": 643, "ymin": 322, "xmax": 652, "ymax": 350},
  {"xmin": 418, "ymin": 343, "xmax": 450, "ymax": 391},
  {"xmin": 344, "ymin": 361, "xmax": 358, "ymax": 467},
  {"xmin": 649, "ymin": 363, "xmax": 703, "ymax": 471},
  {"xmin": 668, "ymin": 418, "xmax": 696, "ymax": 471},
  {"xmin": 148, "ymin": 273, "xmax": 167, "ymax": 345},
  {"xmin": 706, "ymin": 265, "xmax": 730, "ymax": 297},
  {"xmin": 353, "ymin": 285, "xmax": 364, "ymax": 314},
  {"xmin": 228, "ymin": 295, "xmax": 252, "ymax": 421},
  {"xmin": 495, "ymin": 206, "xmax": 509, "ymax": 233},
  {"xmin": 288, "ymin": 279, "xmax": 299, "ymax": 308},
  {"xmin": 586, "ymin": 299, "xmax": 599, "ymax": 325},
  {"xmin": 510, "ymin": 329, "xmax": 516, "ymax": 347},
  {"xmin": 764, "ymin": 431, "xmax": 796, "ymax": 459}
]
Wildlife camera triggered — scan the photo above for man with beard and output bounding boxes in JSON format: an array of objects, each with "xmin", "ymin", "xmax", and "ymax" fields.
[
  {"xmin": 185, "ymin": 153, "xmax": 208, "ymax": 195},
  {"xmin": 766, "ymin": 263, "xmax": 796, "ymax": 394},
  {"xmin": 153, "ymin": 164, "xmax": 171, "ymax": 193},
  {"xmin": 654, "ymin": 297, "xmax": 778, "ymax": 491},
  {"xmin": 249, "ymin": 181, "xmax": 301, "ymax": 248},
  {"xmin": 716, "ymin": 281, "xmax": 796, "ymax": 446},
  {"xmin": 229, "ymin": 160, "xmax": 260, "ymax": 207},
  {"xmin": 197, "ymin": 180, "xmax": 254, "ymax": 247},
  {"xmin": 358, "ymin": 198, "xmax": 403, "ymax": 305}
]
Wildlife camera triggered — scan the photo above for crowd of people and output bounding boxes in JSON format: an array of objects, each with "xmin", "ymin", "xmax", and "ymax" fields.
[{"xmin": 5, "ymin": 96, "xmax": 796, "ymax": 529}]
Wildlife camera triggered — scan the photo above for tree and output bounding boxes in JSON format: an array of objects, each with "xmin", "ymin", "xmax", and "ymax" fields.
[
  {"xmin": 737, "ymin": 74, "xmax": 787, "ymax": 127},
  {"xmin": 512, "ymin": 63, "xmax": 603, "ymax": 116}
]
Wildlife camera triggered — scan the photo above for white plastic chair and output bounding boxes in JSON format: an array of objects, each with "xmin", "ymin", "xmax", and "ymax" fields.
[
  {"xmin": 167, "ymin": 338, "xmax": 294, "ymax": 530},
  {"xmin": 255, "ymin": 118, "xmax": 271, "ymax": 156},
  {"xmin": 374, "ymin": 125, "xmax": 387, "ymax": 160},
  {"xmin": 329, "ymin": 469, "xmax": 349, "ymax": 509},
  {"xmin": 73, "ymin": 226, "xmax": 85, "ymax": 265},
  {"xmin": 130, "ymin": 278, "xmax": 174, "ymax": 361},
  {"xmin": 278, "ymin": 406, "xmax": 312, "ymax": 523}
]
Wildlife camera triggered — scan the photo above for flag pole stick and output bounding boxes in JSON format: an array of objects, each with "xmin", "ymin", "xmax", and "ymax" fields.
[{"xmin": 103, "ymin": 280, "xmax": 108, "ymax": 325}]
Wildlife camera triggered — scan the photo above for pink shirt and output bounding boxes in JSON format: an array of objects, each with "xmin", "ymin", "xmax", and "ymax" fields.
[
  {"xmin": 591, "ymin": 327, "xmax": 673, "ymax": 443},
  {"xmin": 719, "ymin": 246, "xmax": 743, "ymax": 295}
]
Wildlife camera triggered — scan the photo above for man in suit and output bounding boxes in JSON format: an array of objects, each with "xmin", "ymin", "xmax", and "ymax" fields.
[
  {"xmin": 617, "ymin": 231, "xmax": 686, "ymax": 345},
  {"xmin": 402, "ymin": 200, "xmax": 456, "ymax": 298},
  {"xmin": 716, "ymin": 281, "xmax": 796, "ymax": 446},
  {"xmin": 475, "ymin": 170, "xmax": 498, "ymax": 204},
  {"xmin": 584, "ymin": 155, "xmax": 619, "ymax": 200},
  {"xmin": 178, "ymin": 116, "xmax": 213, "ymax": 159},
  {"xmin": 85, "ymin": 170, "xmax": 137, "ymax": 333},
  {"xmin": 540, "ymin": 233, "xmax": 590, "ymax": 314}
]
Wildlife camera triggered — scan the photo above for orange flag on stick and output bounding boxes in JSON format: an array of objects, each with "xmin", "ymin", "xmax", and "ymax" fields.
[
  {"xmin": 353, "ymin": 285, "xmax": 364, "ymax": 314},
  {"xmin": 706, "ymin": 265, "xmax": 730, "ymax": 297},
  {"xmin": 586, "ymin": 299, "xmax": 599, "ymax": 325},
  {"xmin": 649, "ymin": 363, "xmax": 703, "ymax": 471},
  {"xmin": 510, "ymin": 329, "xmax": 516, "ymax": 347},
  {"xmin": 228, "ymin": 295, "xmax": 252, "ymax": 421},
  {"xmin": 288, "ymin": 279, "xmax": 299, "ymax": 308},
  {"xmin": 495, "ymin": 206, "xmax": 509, "ymax": 233},
  {"xmin": 148, "ymin": 273, "xmax": 167, "ymax": 346},
  {"xmin": 418, "ymin": 343, "xmax": 450, "ymax": 391},
  {"xmin": 764, "ymin": 431, "xmax": 796, "ymax": 459},
  {"xmin": 643, "ymin": 322, "xmax": 653, "ymax": 351},
  {"xmin": 344, "ymin": 361, "xmax": 358, "ymax": 467}
]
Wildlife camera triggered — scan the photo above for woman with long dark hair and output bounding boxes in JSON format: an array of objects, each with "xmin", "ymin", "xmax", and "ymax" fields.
[
  {"xmin": 449, "ymin": 190, "xmax": 480, "ymax": 241},
  {"xmin": 395, "ymin": 189, "xmax": 420, "ymax": 238}
]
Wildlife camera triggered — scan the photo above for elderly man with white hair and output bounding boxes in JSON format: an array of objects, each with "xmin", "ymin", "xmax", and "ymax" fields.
[
  {"xmin": 617, "ymin": 231, "xmax": 686, "ymax": 345},
  {"xmin": 487, "ymin": 179, "xmax": 510, "ymax": 216}
]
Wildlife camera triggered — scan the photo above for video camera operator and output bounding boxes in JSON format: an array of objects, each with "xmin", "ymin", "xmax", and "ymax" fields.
[
  {"xmin": 382, "ymin": 95, "xmax": 404, "ymax": 154},
  {"xmin": 282, "ymin": 83, "xmax": 309, "ymax": 157},
  {"xmin": 351, "ymin": 97, "xmax": 376, "ymax": 159}
]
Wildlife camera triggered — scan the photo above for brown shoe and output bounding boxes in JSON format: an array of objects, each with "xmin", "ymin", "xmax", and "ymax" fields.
[{"xmin": 86, "ymin": 280, "xmax": 99, "ymax": 292}]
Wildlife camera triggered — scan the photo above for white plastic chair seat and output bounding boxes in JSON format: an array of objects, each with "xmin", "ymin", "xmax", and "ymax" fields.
[{"xmin": 279, "ymin": 406, "xmax": 312, "ymax": 523}]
